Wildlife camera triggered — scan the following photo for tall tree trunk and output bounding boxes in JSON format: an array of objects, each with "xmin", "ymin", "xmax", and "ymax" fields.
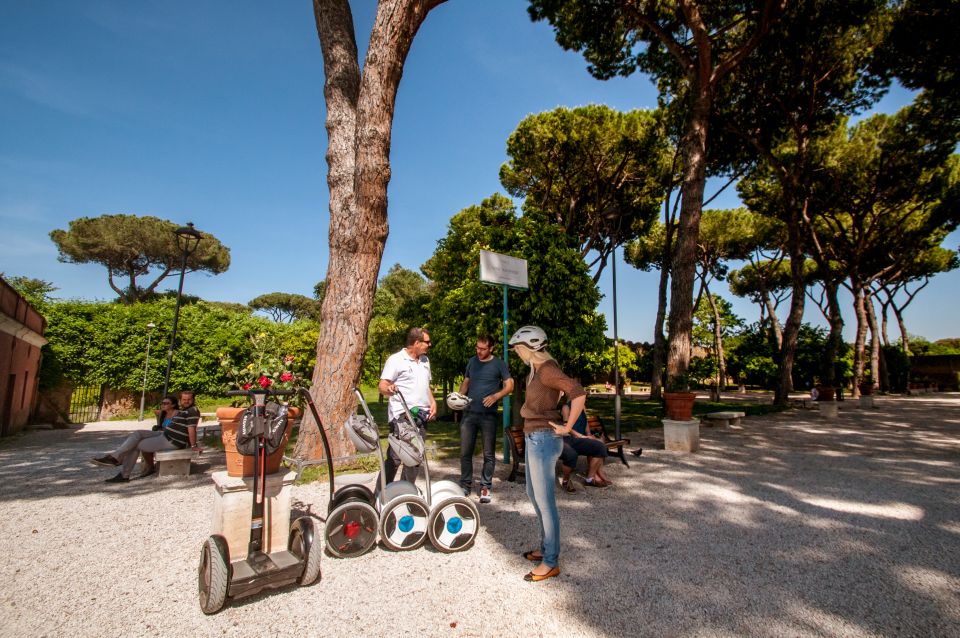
[
  {"xmin": 762, "ymin": 289, "xmax": 783, "ymax": 350},
  {"xmin": 704, "ymin": 284, "xmax": 727, "ymax": 391},
  {"xmin": 851, "ymin": 281, "xmax": 869, "ymax": 398},
  {"xmin": 894, "ymin": 305, "xmax": 910, "ymax": 356},
  {"xmin": 650, "ymin": 262, "xmax": 670, "ymax": 400},
  {"xmin": 666, "ymin": 93, "xmax": 710, "ymax": 381},
  {"xmin": 296, "ymin": 0, "xmax": 444, "ymax": 462},
  {"xmin": 775, "ymin": 214, "xmax": 805, "ymax": 404},
  {"xmin": 865, "ymin": 292, "xmax": 882, "ymax": 393},
  {"xmin": 822, "ymin": 280, "xmax": 844, "ymax": 387}
]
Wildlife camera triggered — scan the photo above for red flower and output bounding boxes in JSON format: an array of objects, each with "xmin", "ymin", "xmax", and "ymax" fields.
[
  {"xmin": 280, "ymin": 372, "xmax": 293, "ymax": 382},
  {"xmin": 258, "ymin": 376, "xmax": 272, "ymax": 388},
  {"xmin": 242, "ymin": 383, "xmax": 251, "ymax": 390}
]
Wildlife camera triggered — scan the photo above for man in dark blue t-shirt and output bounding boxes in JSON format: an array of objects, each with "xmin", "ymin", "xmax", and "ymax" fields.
[{"xmin": 459, "ymin": 335, "xmax": 513, "ymax": 503}]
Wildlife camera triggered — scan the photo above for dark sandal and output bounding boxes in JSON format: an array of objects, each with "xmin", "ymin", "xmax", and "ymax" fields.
[
  {"xmin": 560, "ymin": 479, "xmax": 576, "ymax": 493},
  {"xmin": 523, "ymin": 550, "xmax": 543, "ymax": 562}
]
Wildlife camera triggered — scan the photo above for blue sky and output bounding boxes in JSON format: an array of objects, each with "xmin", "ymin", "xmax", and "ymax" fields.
[{"xmin": 1, "ymin": 1, "xmax": 956, "ymax": 342}]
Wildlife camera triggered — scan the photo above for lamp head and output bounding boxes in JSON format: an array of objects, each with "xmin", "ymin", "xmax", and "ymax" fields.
[{"xmin": 175, "ymin": 222, "xmax": 202, "ymax": 256}]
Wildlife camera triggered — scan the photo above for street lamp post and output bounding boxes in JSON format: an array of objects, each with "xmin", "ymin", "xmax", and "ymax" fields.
[
  {"xmin": 161, "ymin": 222, "xmax": 202, "ymax": 397},
  {"xmin": 611, "ymin": 246, "xmax": 621, "ymax": 441},
  {"xmin": 138, "ymin": 322, "xmax": 157, "ymax": 421}
]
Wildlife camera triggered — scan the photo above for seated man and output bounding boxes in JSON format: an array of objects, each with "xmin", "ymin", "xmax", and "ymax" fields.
[
  {"xmin": 91, "ymin": 390, "xmax": 201, "ymax": 483},
  {"xmin": 558, "ymin": 403, "xmax": 611, "ymax": 491}
]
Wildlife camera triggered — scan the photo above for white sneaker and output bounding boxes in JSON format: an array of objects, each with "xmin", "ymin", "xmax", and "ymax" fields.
[{"xmin": 479, "ymin": 487, "xmax": 492, "ymax": 504}]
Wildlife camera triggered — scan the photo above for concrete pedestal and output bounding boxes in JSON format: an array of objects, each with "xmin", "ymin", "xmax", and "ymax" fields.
[
  {"xmin": 210, "ymin": 470, "xmax": 296, "ymax": 560},
  {"xmin": 819, "ymin": 401, "xmax": 839, "ymax": 418},
  {"xmin": 663, "ymin": 418, "xmax": 700, "ymax": 452},
  {"xmin": 859, "ymin": 395, "xmax": 875, "ymax": 409}
]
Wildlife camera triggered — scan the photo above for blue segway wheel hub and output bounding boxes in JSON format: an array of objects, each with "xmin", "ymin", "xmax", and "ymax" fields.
[
  {"xmin": 398, "ymin": 514, "xmax": 414, "ymax": 533},
  {"xmin": 446, "ymin": 516, "xmax": 463, "ymax": 534}
]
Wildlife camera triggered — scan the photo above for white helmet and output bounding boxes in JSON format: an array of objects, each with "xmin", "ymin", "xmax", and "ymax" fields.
[
  {"xmin": 509, "ymin": 325, "xmax": 548, "ymax": 351},
  {"xmin": 446, "ymin": 392, "xmax": 472, "ymax": 411},
  {"xmin": 388, "ymin": 419, "xmax": 425, "ymax": 467},
  {"xmin": 345, "ymin": 414, "xmax": 379, "ymax": 453}
]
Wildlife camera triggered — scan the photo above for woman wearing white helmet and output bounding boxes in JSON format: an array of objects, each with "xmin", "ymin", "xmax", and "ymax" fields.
[{"xmin": 509, "ymin": 325, "xmax": 585, "ymax": 583}]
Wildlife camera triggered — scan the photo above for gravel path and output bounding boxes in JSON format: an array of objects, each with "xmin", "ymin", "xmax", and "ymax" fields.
[{"xmin": 1, "ymin": 395, "xmax": 959, "ymax": 637}]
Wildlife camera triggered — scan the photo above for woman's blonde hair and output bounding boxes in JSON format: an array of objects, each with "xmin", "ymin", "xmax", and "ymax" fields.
[{"xmin": 514, "ymin": 344, "xmax": 556, "ymax": 382}]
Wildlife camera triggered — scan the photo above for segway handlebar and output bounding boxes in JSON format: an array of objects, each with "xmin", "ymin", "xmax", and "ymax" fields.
[{"xmin": 225, "ymin": 389, "xmax": 296, "ymax": 397}]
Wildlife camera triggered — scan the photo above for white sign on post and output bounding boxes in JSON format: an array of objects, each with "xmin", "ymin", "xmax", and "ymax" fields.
[{"xmin": 479, "ymin": 250, "xmax": 528, "ymax": 290}]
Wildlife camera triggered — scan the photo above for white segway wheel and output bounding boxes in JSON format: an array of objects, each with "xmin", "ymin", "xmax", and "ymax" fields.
[
  {"xmin": 325, "ymin": 500, "xmax": 378, "ymax": 558},
  {"xmin": 379, "ymin": 494, "xmax": 429, "ymax": 551},
  {"xmin": 289, "ymin": 516, "xmax": 322, "ymax": 586},
  {"xmin": 198, "ymin": 535, "xmax": 230, "ymax": 614},
  {"xmin": 428, "ymin": 496, "xmax": 480, "ymax": 553}
]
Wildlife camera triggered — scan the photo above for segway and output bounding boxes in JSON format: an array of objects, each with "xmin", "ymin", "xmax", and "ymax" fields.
[
  {"xmin": 394, "ymin": 392, "xmax": 480, "ymax": 553},
  {"xmin": 299, "ymin": 387, "xmax": 380, "ymax": 558},
  {"xmin": 354, "ymin": 389, "xmax": 430, "ymax": 552},
  {"xmin": 198, "ymin": 389, "xmax": 322, "ymax": 615}
]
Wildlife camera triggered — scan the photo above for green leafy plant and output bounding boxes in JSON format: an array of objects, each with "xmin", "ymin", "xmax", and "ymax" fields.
[
  {"xmin": 220, "ymin": 332, "xmax": 310, "ymax": 405},
  {"xmin": 665, "ymin": 370, "xmax": 692, "ymax": 393}
]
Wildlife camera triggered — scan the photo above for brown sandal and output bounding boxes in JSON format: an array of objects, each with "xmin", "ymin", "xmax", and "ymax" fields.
[
  {"xmin": 524, "ymin": 566, "xmax": 560, "ymax": 582},
  {"xmin": 523, "ymin": 550, "xmax": 543, "ymax": 562},
  {"xmin": 560, "ymin": 478, "xmax": 576, "ymax": 493}
]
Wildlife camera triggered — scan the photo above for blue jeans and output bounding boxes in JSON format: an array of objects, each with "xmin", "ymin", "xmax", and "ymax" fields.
[
  {"xmin": 524, "ymin": 429, "xmax": 563, "ymax": 568},
  {"xmin": 459, "ymin": 412, "xmax": 497, "ymax": 491}
]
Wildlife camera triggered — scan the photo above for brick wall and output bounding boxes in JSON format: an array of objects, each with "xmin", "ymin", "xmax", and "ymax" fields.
[{"xmin": 0, "ymin": 277, "xmax": 47, "ymax": 435}]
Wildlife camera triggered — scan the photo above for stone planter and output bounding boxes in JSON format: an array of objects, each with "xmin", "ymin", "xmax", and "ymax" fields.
[
  {"xmin": 819, "ymin": 401, "xmax": 839, "ymax": 419},
  {"xmin": 859, "ymin": 395, "xmax": 876, "ymax": 409},
  {"xmin": 663, "ymin": 392, "xmax": 696, "ymax": 421},
  {"xmin": 815, "ymin": 385, "xmax": 835, "ymax": 401},
  {"xmin": 663, "ymin": 418, "xmax": 699, "ymax": 452},
  {"xmin": 216, "ymin": 406, "xmax": 298, "ymax": 477},
  {"xmin": 858, "ymin": 383, "xmax": 874, "ymax": 396}
]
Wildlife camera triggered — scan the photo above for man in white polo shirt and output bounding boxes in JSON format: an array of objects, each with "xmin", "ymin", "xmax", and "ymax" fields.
[{"xmin": 377, "ymin": 327, "xmax": 437, "ymax": 485}]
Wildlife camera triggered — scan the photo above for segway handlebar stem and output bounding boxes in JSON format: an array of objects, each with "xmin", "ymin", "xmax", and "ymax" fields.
[{"xmin": 394, "ymin": 390, "xmax": 431, "ymax": 506}]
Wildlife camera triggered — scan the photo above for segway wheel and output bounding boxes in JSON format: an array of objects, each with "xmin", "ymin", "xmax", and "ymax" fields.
[
  {"xmin": 325, "ymin": 500, "xmax": 378, "ymax": 558},
  {"xmin": 379, "ymin": 494, "xmax": 429, "ymax": 551},
  {"xmin": 289, "ymin": 516, "xmax": 322, "ymax": 586},
  {"xmin": 428, "ymin": 496, "xmax": 480, "ymax": 553},
  {"xmin": 198, "ymin": 535, "xmax": 230, "ymax": 614}
]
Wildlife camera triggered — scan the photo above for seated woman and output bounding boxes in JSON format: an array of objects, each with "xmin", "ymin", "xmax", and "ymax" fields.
[
  {"xmin": 558, "ymin": 403, "xmax": 611, "ymax": 491},
  {"xmin": 91, "ymin": 394, "xmax": 180, "ymax": 482}
]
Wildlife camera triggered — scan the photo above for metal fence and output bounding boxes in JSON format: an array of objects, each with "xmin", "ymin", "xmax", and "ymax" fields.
[{"xmin": 68, "ymin": 385, "xmax": 103, "ymax": 423}]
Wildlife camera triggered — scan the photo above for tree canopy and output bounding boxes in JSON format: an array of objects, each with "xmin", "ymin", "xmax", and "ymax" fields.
[
  {"xmin": 248, "ymin": 292, "xmax": 320, "ymax": 323},
  {"xmin": 499, "ymin": 105, "xmax": 671, "ymax": 277},
  {"xmin": 49, "ymin": 214, "xmax": 230, "ymax": 304}
]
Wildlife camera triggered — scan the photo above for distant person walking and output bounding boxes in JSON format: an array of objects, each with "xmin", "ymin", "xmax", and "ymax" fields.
[
  {"xmin": 458, "ymin": 334, "xmax": 513, "ymax": 503},
  {"xmin": 510, "ymin": 326, "xmax": 585, "ymax": 583}
]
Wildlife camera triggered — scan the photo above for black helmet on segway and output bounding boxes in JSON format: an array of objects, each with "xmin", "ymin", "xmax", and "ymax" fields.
[{"xmin": 509, "ymin": 325, "xmax": 547, "ymax": 351}]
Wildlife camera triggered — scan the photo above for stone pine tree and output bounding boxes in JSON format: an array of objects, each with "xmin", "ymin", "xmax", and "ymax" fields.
[
  {"xmin": 50, "ymin": 214, "xmax": 230, "ymax": 304},
  {"xmin": 528, "ymin": 0, "xmax": 787, "ymax": 389},
  {"xmin": 295, "ymin": 0, "xmax": 448, "ymax": 462}
]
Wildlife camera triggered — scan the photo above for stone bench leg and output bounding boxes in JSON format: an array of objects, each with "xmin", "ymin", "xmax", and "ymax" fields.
[{"xmin": 158, "ymin": 457, "xmax": 192, "ymax": 477}]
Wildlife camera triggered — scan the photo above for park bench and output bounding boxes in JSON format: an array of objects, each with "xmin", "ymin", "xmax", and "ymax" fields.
[
  {"xmin": 154, "ymin": 448, "xmax": 202, "ymax": 477},
  {"xmin": 701, "ymin": 411, "xmax": 745, "ymax": 428},
  {"xmin": 505, "ymin": 414, "xmax": 629, "ymax": 483}
]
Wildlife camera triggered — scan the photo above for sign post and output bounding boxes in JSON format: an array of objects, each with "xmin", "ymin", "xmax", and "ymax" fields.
[{"xmin": 479, "ymin": 250, "xmax": 528, "ymax": 463}]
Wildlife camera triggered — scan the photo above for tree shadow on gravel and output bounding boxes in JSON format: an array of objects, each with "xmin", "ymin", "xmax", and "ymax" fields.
[
  {"xmin": 478, "ymin": 395, "xmax": 960, "ymax": 636},
  {"xmin": 0, "ymin": 425, "xmax": 227, "ymax": 502}
]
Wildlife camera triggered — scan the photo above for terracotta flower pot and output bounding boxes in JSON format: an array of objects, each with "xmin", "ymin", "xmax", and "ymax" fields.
[
  {"xmin": 217, "ymin": 406, "xmax": 299, "ymax": 477},
  {"xmin": 663, "ymin": 392, "xmax": 696, "ymax": 420},
  {"xmin": 815, "ymin": 385, "xmax": 836, "ymax": 401},
  {"xmin": 858, "ymin": 383, "xmax": 874, "ymax": 396}
]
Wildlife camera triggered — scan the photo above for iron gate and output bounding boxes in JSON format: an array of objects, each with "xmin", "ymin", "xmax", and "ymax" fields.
[{"xmin": 69, "ymin": 385, "xmax": 103, "ymax": 423}]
